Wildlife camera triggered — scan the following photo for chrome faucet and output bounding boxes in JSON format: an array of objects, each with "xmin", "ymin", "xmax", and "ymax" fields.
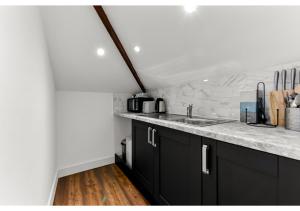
[{"xmin": 187, "ymin": 104, "xmax": 193, "ymax": 118}]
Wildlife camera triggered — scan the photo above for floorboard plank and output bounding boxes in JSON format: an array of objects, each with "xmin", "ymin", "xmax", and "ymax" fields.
[{"xmin": 53, "ymin": 164, "xmax": 149, "ymax": 206}]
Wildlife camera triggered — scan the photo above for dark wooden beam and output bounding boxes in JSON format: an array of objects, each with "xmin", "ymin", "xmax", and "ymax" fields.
[{"xmin": 93, "ymin": 6, "xmax": 146, "ymax": 93}]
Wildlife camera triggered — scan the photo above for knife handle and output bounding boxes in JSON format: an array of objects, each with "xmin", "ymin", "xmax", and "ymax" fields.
[
  {"xmin": 291, "ymin": 68, "xmax": 297, "ymax": 90},
  {"xmin": 281, "ymin": 69, "xmax": 287, "ymax": 90},
  {"xmin": 273, "ymin": 71, "xmax": 279, "ymax": 91}
]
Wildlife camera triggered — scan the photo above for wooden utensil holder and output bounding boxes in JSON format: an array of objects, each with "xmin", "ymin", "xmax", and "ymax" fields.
[{"xmin": 269, "ymin": 90, "xmax": 286, "ymax": 127}]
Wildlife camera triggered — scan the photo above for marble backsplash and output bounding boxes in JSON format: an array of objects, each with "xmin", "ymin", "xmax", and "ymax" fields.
[
  {"xmin": 114, "ymin": 61, "xmax": 300, "ymax": 120},
  {"xmin": 149, "ymin": 62, "xmax": 300, "ymax": 120},
  {"xmin": 113, "ymin": 93, "xmax": 132, "ymax": 113}
]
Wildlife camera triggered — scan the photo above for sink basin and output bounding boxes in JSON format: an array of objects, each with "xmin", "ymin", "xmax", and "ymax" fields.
[
  {"xmin": 174, "ymin": 117, "xmax": 230, "ymax": 126},
  {"xmin": 175, "ymin": 118, "xmax": 217, "ymax": 124},
  {"xmin": 136, "ymin": 113, "xmax": 235, "ymax": 127},
  {"xmin": 137, "ymin": 113, "xmax": 186, "ymax": 121}
]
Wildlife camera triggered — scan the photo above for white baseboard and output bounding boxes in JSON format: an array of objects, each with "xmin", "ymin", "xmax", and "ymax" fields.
[
  {"xmin": 47, "ymin": 171, "xmax": 58, "ymax": 206},
  {"xmin": 57, "ymin": 156, "xmax": 115, "ymax": 178}
]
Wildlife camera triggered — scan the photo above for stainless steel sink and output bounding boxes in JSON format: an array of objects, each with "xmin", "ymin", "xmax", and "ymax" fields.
[
  {"xmin": 137, "ymin": 113, "xmax": 186, "ymax": 121},
  {"xmin": 174, "ymin": 117, "xmax": 232, "ymax": 126},
  {"xmin": 137, "ymin": 113, "xmax": 234, "ymax": 127}
]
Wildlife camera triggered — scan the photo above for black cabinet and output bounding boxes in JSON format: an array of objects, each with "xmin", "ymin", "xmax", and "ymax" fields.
[
  {"xmin": 189, "ymin": 135, "xmax": 203, "ymax": 205},
  {"xmin": 154, "ymin": 131, "xmax": 218, "ymax": 205},
  {"xmin": 154, "ymin": 126, "xmax": 190, "ymax": 205},
  {"xmin": 217, "ymin": 142, "xmax": 278, "ymax": 205},
  {"xmin": 279, "ymin": 157, "xmax": 300, "ymax": 205},
  {"xmin": 132, "ymin": 120, "xmax": 155, "ymax": 195},
  {"xmin": 132, "ymin": 120, "xmax": 216, "ymax": 205},
  {"xmin": 189, "ymin": 136, "xmax": 217, "ymax": 205},
  {"xmin": 132, "ymin": 119, "xmax": 300, "ymax": 205},
  {"xmin": 201, "ymin": 137, "xmax": 217, "ymax": 205}
]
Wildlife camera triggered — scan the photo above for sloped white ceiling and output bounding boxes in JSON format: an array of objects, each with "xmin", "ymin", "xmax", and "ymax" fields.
[
  {"xmin": 40, "ymin": 6, "xmax": 140, "ymax": 93},
  {"xmin": 105, "ymin": 6, "xmax": 300, "ymax": 88},
  {"xmin": 41, "ymin": 6, "xmax": 300, "ymax": 92}
]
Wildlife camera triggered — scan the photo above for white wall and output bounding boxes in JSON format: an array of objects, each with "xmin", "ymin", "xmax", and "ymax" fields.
[
  {"xmin": 0, "ymin": 7, "xmax": 56, "ymax": 205},
  {"xmin": 56, "ymin": 91, "xmax": 114, "ymax": 176}
]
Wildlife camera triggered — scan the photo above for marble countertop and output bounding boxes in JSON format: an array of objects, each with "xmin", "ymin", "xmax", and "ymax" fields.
[{"xmin": 116, "ymin": 112, "xmax": 300, "ymax": 161}]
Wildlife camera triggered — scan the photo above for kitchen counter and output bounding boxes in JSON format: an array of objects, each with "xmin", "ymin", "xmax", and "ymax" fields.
[{"xmin": 116, "ymin": 112, "xmax": 300, "ymax": 161}]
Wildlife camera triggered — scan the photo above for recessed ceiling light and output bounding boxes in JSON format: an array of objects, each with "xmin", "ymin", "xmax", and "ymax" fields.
[
  {"xmin": 134, "ymin": 46, "xmax": 141, "ymax": 53},
  {"xmin": 203, "ymin": 79, "xmax": 208, "ymax": 82},
  {"xmin": 97, "ymin": 48, "xmax": 105, "ymax": 56},
  {"xmin": 184, "ymin": 5, "xmax": 197, "ymax": 14}
]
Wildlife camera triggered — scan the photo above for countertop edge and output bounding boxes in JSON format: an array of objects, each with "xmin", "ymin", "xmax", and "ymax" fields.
[{"xmin": 115, "ymin": 112, "xmax": 300, "ymax": 161}]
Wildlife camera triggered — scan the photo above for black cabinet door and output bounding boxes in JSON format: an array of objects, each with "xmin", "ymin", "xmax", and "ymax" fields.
[
  {"xmin": 189, "ymin": 136, "xmax": 217, "ymax": 205},
  {"xmin": 217, "ymin": 142, "xmax": 278, "ymax": 205},
  {"xmin": 154, "ymin": 126, "xmax": 190, "ymax": 205},
  {"xmin": 132, "ymin": 120, "xmax": 154, "ymax": 195},
  {"xmin": 189, "ymin": 135, "xmax": 202, "ymax": 205},
  {"xmin": 202, "ymin": 137, "xmax": 217, "ymax": 205},
  {"xmin": 279, "ymin": 157, "xmax": 300, "ymax": 205}
]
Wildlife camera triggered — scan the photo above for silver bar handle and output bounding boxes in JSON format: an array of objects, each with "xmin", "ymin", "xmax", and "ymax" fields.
[
  {"xmin": 147, "ymin": 127, "xmax": 152, "ymax": 144},
  {"xmin": 152, "ymin": 129, "xmax": 157, "ymax": 147},
  {"xmin": 202, "ymin": 144, "xmax": 210, "ymax": 175}
]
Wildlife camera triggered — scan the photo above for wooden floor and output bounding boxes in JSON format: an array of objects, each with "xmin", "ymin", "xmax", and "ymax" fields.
[{"xmin": 53, "ymin": 164, "xmax": 149, "ymax": 205}]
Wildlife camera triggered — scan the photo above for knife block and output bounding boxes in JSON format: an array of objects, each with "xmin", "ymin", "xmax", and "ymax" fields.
[{"xmin": 268, "ymin": 90, "xmax": 286, "ymax": 126}]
